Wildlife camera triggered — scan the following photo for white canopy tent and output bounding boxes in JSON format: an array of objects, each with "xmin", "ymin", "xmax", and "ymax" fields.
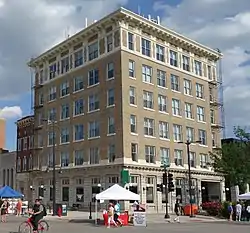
[
  {"xmin": 96, "ymin": 184, "xmax": 140, "ymax": 201},
  {"xmin": 238, "ymin": 192, "xmax": 250, "ymax": 200}
]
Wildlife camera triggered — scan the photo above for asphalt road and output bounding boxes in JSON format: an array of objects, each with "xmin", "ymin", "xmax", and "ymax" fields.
[{"xmin": 1, "ymin": 216, "xmax": 250, "ymax": 233}]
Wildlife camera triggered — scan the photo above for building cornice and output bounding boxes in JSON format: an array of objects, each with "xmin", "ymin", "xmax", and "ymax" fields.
[{"xmin": 28, "ymin": 7, "xmax": 222, "ymax": 68}]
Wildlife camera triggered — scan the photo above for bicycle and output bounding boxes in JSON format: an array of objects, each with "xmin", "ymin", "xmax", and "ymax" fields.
[{"xmin": 18, "ymin": 216, "xmax": 49, "ymax": 233}]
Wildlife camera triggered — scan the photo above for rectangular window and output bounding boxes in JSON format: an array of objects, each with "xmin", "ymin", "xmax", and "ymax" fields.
[
  {"xmin": 49, "ymin": 63, "xmax": 56, "ymax": 79},
  {"xmin": 143, "ymin": 91, "xmax": 153, "ymax": 109},
  {"xmin": 141, "ymin": 38, "xmax": 151, "ymax": 57},
  {"xmin": 60, "ymin": 127, "xmax": 69, "ymax": 144},
  {"xmin": 61, "ymin": 152, "xmax": 69, "ymax": 167},
  {"xmin": 107, "ymin": 34, "xmax": 113, "ymax": 52},
  {"xmin": 108, "ymin": 144, "xmax": 115, "ymax": 163},
  {"xmin": 74, "ymin": 99, "xmax": 84, "ymax": 116},
  {"xmin": 62, "ymin": 187, "xmax": 69, "ymax": 202},
  {"xmin": 173, "ymin": 124, "xmax": 182, "ymax": 141},
  {"xmin": 108, "ymin": 116, "xmax": 115, "ymax": 134},
  {"xmin": 88, "ymin": 42, "xmax": 98, "ymax": 61},
  {"xmin": 198, "ymin": 129, "xmax": 207, "ymax": 145},
  {"xmin": 185, "ymin": 103, "xmax": 193, "ymax": 119},
  {"xmin": 74, "ymin": 124, "xmax": 84, "ymax": 141},
  {"xmin": 89, "ymin": 147, "xmax": 99, "ymax": 164},
  {"xmin": 88, "ymin": 69, "xmax": 99, "ymax": 86},
  {"xmin": 197, "ymin": 106, "xmax": 205, "ymax": 122},
  {"xmin": 88, "ymin": 94, "xmax": 99, "ymax": 112},
  {"xmin": 61, "ymin": 56, "xmax": 69, "ymax": 74},
  {"xmin": 130, "ymin": 115, "xmax": 137, "ymax": 133},
  {"xmin": 48, "ymin": 86, "xmax": 56, "ymax": 101},
  {"xmin": 186, "ymin": 127, "xmax": 194, "ymax": 142},
  {"xmin": 194, "ymin": 60, "xmax": 202, "ymax": 76},
  {"xmin": 60, "ymin": 103, "xmax": 69, "ymax": 120},
  {"xmin": 174, "ymin": 150, "xmax": 183, "ymax": 166},
  {"xmin": 171, "ymin": 74, "xmax": 180, "ymax": 91},
  {"xmin": 88, "ymin": 121, "xmax": 100, "ymax": 138},
  {"xmin": 210, "ymin": 109, "xmax": 215, "ymax": 124},
  {"xmin": 207, "ymin": 66, "xmax": 212, "ymax": 80},
  {"xmin": 160, "ymin": 147, "xmax": 170, "ymax": 166},
  {"xmin": 129, "ymin": 86, "xmax": 136, "ymax": 105},
  {"xmin": 129, "ymin": 60, "xmax": 135, "ymax": 78},
  {"xmin": 170, "ymin": 50, "xmax": 178, "ymax": 67},
  {"xmin": 144, "ymin": 118, "xmax": 154, "ymax": 136},
  {"xmin": 158, "ymin": 95, "xmax": 167, "ymax": 113},
  {"xmin": 172, "ymin": 99, "xmax": 181, "ymax": 116},
  {"xmin": 76, "ymin": 187, "xmax": 84, "ymax": 202},
  {"xmin": 131, "ymin": 143, "xmax": 138, "ymax": 162},
  {"xmin": 107, "ymin": 62, "xmax": 114, "ymax": 80},
  {"xmin": 184, "ymin": 79, "xmax": 192, "ymax": 95},
  {"xmin": 145, "ymin": 145, "xmax": 155, "ymax": 163},
  {"xmin": 74, "ymin": 50, "xmax": 83, "ymax": 67},
  {"xmin": 48, "ymin": 108, "xmax": 56, "ymax": 122},
  {"xmin": 60, "ymin": 81, "xmax": 70, "ymax": 97},
  {"xmin": 156, "ymin": 44, "xmax": 165, "ymax": 62},
  {"xmin": 189, "ymin": 152, "xmax": 196, "ymax": 168},
  {"xmin": 142, "ymin": 65, "xmax": 152, "ymax": 83},
  {"xmin": 157, "ymin": 70, "xmax": 166, "ymax": 87},
  {"xmin": 38, "ymin": 93, "xmax": 44, "ymax": 105},
  {"xmin": 74, "ymin": 76, "xmax": 84, "ymax": 92},
  {"xmin": 128, "ymin": 32, "xmax": 134, "ymax": 50},
  {"xmin": 200, "ymin": 154, "xmax": 209, "ymax": 168},
  {"xmin": 159, "ymin": 121, "xmax": 169, "ymax": 139},
  {"xmin": 196, "ymin": 83, "xmax": 204, "ymax": 99},
  {"xmin": 182, "ymin": 55, "xmax": 190, "ymax": 71},
  {"xmin": 107, "ymin": 89, "xmax": 115, "ymax": 106}
]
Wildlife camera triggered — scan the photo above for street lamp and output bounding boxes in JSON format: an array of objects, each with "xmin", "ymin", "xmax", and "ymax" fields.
[
  {"xmin": 178, "ymin": 140, "xmax": 201, "ymax": 218},
  {"xmin": 161, "ymin": 158, "xmax": 170, "ymax": 219},
  {"xmin": 43, "ymin": 119, "xmax": 56, "ymax": 216}
]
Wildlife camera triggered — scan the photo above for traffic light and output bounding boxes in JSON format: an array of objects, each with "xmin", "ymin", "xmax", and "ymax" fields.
[
  {"xmin": 157, "ymin": 184, "xmax": 163, "ymax": 192},
  {"xmin": 168, "ymin": 173, "xmax": 175, "ymax": 192}
]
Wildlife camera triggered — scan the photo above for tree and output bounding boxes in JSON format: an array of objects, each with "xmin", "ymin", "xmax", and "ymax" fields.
[{"xmin": 210, "ymin": 127, "xmax": 250, "ymax": 193}]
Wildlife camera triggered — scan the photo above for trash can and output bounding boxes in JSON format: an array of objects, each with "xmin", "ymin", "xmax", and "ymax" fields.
[{"xmin": 61, "ymin": 204, "xmax": 67, "ymax": 216}]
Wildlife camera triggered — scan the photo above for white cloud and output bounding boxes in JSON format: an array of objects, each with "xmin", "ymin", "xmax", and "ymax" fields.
[
  {"xmin": 0, "ymin": 106, "xmax": 22, "ymax": 119},
  {"xmin": 154, "ymin": 0, "xmax": 250, "ymax": 135}
]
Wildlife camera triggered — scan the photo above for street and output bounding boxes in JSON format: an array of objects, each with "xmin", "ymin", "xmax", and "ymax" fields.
[{"xmin": 0, "ymin": 216, "xmax": 250, "ymax": 233}]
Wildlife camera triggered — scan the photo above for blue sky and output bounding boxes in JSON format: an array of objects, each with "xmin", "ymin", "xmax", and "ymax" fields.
[{"xmin": 1, "ymin": 0, "xmax": 250, "ymax": 150}]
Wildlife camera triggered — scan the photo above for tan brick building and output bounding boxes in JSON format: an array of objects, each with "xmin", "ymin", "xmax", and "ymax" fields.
[
  {"xmin": 28, "ymin": 8, "xmax": 225, "ymax": 212},
  {"xmin": 0, "ymin": 119, "xmax": 5, "ymax": 149}
]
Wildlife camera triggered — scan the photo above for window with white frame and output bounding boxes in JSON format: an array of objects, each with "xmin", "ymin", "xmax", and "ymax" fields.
[
  {"xmin": 156, "ymin": 44, "xmax": 165, "ymax": 62},
  {"xmin": 39, "ymin": 69, "xmax": 44, "ymax": 84},
  {"xmin": 74, "ymin": 124, "xmax": 84, "ymax": 141},
  {"xmin": 157, "ymin": 69, "xmax": 166, "ymax": 87},
  {"xmin": 143, "ymin": 91, "xmax": 153, "ymax": 109},
  {"xmin": 184, "ymin": 79, "xmax": 192, "ymax": 95},
  {"xmin": 23, "ymin": 156, "xmax": 27, "ymax": 171},
  {"xmin": 74, "ymin": 99, "xmax": 84, "ymax": 116},
  {"xmin": 38, "ymin": 134, "xmax": 43, "ymax": 147},
  {"xmin": 174, "ymin": 149, "xmax": 183, "ymax": 166},
  {"xmin": 173, "ymin": 124, "xmax": 182, "ymax": 141},
  {"xmin": 207, "ymin": 65, "xmax": 212, "ymax": 80},
  {"xmin": 23, "ymin": 137, "xmax": 27, "ymax": 150},
  {"xmin": 129, "ymin": 86, "xmax": 136, "ymax": 105},
  {"xmin": 61, "ymin": 56, "xmax": 69, "ymax": 74},
  {"xmin": 194, "ymin": 60, "xmax": 202, "ymax": 76},
  {"xmin": 189, "ymin": 152, "xmax": 196, "ymax": 167},
  {"xmin": 185, "ymin": 103, "xmax": 193, "ymax": 119},
  {"xmin": 160, "ymin": 147, "xmax": 170, "ymax": 166},
  {"xmin": 108, "ymin": 144, "xmax": 115, "ymax": 163},
  {"xmin": 158, "ymin": 95, "xmax": 167, "ymax": 112},
  {"xmin": 106, "ymin": 34, "xmax": 113, "ymax": 52},
  {"xmin": 74, "ymin": 50, "xmax": 83, "ymax": 67},
  {"xmin": 141, "ymin": 38, "xmax": 151, "ymax": 57},
  {"xmin": 61, "ymin": 152, "xmax": 69, "ymax": 167},
  {"xmin": 89, "ymin": 147, "xmax": 99, "ymax": 164},
  {"xmin": 159, "ymin": 121, "xmax": 169, "ymax": 139},
  {"xmin": 48, "ymin": 108, "xmax": 56, "ymax": 121},
  {"xmin": 60, "ymin": 103, "xmax": 69, "ymax": 119},
  {"xmin": 128, "ymin": 32, "xmax": 134, "ymax": 50},
  {"xmin": 170, "ymin": 50, "xmax": 178, "ymax": 67},
  {"xmin": 186, "ymin": 127, "xmax": 194, "ymax": 142},
  {"xmin": 60, "ymin": 127, "xmax": 69, "ymax": 144},
  {"xmin": 60, "ymin": 81, "xmax": 69, "ymax": 97},
  {"xmin": 145, "ymin": 145, "xmax": 155, "ymax": 163},
  {"xmin": 212, "ymin": 132, "xmax": 216, "ymax": 147},
  {"xmin": 130, "ymin": 115, "xmax": 137, "ymax": 133},
  {"xmin": 107, "ymin": 89, "xmax": 115, "ymax": 106},
  {"xmin": 197, "ymin": 106, "xmax": 205, "ymax": 122},
  {"xmin": 74, "ymin": 76, "xmax": 84, "ymax": 92},
  {"xmin": 200, "ymin": 154, "xmax": 209, "ymax": 168},
  {"xmin": 48, "ymin": 86, "xmax": 56, "ymax": 101},
  {"xmin": 38, "ymin": 93, "xmax": 44, "ymax": 105},
  {"xmin": 142, "ymin": 65, "xmax": 152, "ymax": 83},
  {"xmin": 17, "ymin": 139, "xmax": 21, "ymax": 151},
  {"xmin": 29, "ymin": 137, "xmax": 33, "ymax": 150},
  {"xmin": 196, "ymin": 83, "xmax": 204, "ymax": 99},
  {"xmin": 198, "ymin": 129, "xmax": 207, "ymax": 145},
  {"xmin": 88, "ymin": 69, "xmax": 99, "ymax": 86},
  {"xmin": 144, "ymin": 118, "xmax": 154, "ymax": 136},
  {"xmin": 210, "ymin": 109, "xmax": 215, "ymax": 124},
  {"xmin": 74, "ymin": 150, "xmax": 84, "ymax": 166},
  {"xmin": 108, "ymin": 116, "xmax": 115, "ymax": 134},
  {"xmin": 131, "ymin": 143, "xmax": 138, "ymax": 162},
  {"xmin": 49, "ymin": 63, "xmax": 56, "ymax": 79},
  {"xmin": 88, "ymin": 42, "xmax": 98, "ymax": 61},
  {"xmin": 17, "ymin": 157, "xmax": 21, "ymax": 172},
  {"xmin": 88, "ymin": 121, "xmax": 100, "ymax": 138},
  {"xmin": 107, "ymin": 62, "xmax": 114, "ymax": 80},
  {"xmin": 172, "ymin": 99, "xmax": 181, "ymax": 116},
  {"xmin": 129, "ymin": 60, "xmax": 135, "ymax": 78},
  {"xmin": 182, "ymin": 55, "xmax": 190, "ymax": 71},
  {"xmin": 88, "ymin": 94, "xmax": 99, "ymax": 112},
  {"xmin": 171, "ymin": 74, "xmax": 180, "ymax": 91}
]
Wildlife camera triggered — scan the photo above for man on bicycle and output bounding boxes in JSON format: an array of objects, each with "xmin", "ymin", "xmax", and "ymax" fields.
[{"xmin": 29, "ymin": 199, "xmax": 44, "ymax": 233}]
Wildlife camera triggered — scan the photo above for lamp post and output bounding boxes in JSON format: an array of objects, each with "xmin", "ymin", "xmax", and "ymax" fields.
[
  {"xmin": 161, "ymin": 158, "xmax": 170, "ymax": 219},
  {"xmin": 178, "ymin": 140, "xmax": 201, "ymax": 218}
]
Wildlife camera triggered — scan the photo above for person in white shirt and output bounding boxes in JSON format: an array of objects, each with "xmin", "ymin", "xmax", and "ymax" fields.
[
  {"xmin": 236, "ymin": 202, "xmax": 242, "ymax": 221},
  {"xmin": 107, "ymin": 203, "xmax": 118, "ymax": 228},
  {"xmin": 246, "ymin": 204, "xmax": 250, "ymax": 221}
]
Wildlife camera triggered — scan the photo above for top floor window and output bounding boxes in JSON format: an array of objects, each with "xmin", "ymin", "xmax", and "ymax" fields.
[
  {"xmin": 107, "ymin": 34, "xmax": 113, "ymax": 52},
  {"xmin": 88, "ymin": 42, "xmax": 98, "ymax": 61},
  {"xmin": 49, "ymin": 63, "xmax": 57, "ymax": 79},
  {"xmin": 182, "ymin": 55, "xmax": 190, "ymax": 71},
  {"xmin": 128, "ymin": 32, "xmax": 134, "ymax": 50},
  {"xmin": 170, "ymin": 50, "xmax": 178, "ymax": 67},
  {"xmin": 61, "ymin": 56, "xmax": 69, "ymax": 74},
  {"xmin": 194, "ymin": 60, "xmax": 202, "ymax": 76},
  {"xmin": 74, "ymin": 50, "xmax": 83, "ymax": 67},
  {"xmin": 156, "ymin": 44, "xmax": 164, "ymax": 62},
  {"xmin": 141, "ymin": 38, "xmax": 151, "ymax": 57}
]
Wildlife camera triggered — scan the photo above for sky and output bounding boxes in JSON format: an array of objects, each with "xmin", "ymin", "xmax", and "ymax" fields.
[{"xmin": 0, "ymin": 0, "xmax": 250, "ymax": 150}]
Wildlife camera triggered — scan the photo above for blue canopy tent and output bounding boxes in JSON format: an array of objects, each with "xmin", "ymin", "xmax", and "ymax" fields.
[{"xmin": 0, "ymin": 186, "xmax": 23, "ymax": 198}]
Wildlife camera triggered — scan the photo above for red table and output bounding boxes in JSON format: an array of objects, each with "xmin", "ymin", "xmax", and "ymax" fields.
[{"xmin": 103, "ymin": 213, "xmax": 129, "ymax": 226}]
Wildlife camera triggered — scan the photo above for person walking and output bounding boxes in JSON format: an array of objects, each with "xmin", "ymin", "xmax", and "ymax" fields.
[
  {"xmin": 114, "ymin": 201, "xmax": 123, "ymax": 226},
  {"xmin": 228, "ymin": 202, "xmax": 233, "ymax": 221},
  {"xmin": 107, "ymin": 203, "xmax": 118, "ymax": 228},
  {"xmin": 236, "ymin": 202, "xmax": 242, "ymax": 221},
  {"xmin": 174, "ymin": 200, "xmax": 180, "ymax": 223},
  {"xmin": 1, "ymin": 200, "xmax": 8, "ymax": 223},
  {"xmin": 16, "ymin": 199, "xmax": 22, "ymax": 216}
]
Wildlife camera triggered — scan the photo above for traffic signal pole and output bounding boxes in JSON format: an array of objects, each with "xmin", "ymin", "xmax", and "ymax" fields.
[{"xmin": 163, "ymin": 165, "xmax": 170, "ymax": 219}]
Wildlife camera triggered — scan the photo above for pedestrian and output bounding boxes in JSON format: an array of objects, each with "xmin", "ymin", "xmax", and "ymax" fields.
[
  {"xmin": 246, "ymin": 203, "xmax": 250, "ymax": 221},
  {"xmin": 114, "ymin": 201, "xmax": 122, "ymax": 226},
  {"xmin": 107, "ymin": 203, "xmax": 118, "ymax": 228},
  {"xmin": 236, "ymin": 202, "xmax": 242, "ymax": 221},
  {"xmin": 174, "ymin": 200, "xmax": 180, "ymax": 223},
  {"xmin": 228, "ymin": 202, "xmax": 233, "ymax": 221},
  {"xmin": 1, "ymin": 200, "xmax": 8, "ymax": 223},
  {"xmin": 16, "ymin": 199, "xmax": 22, "ymax": 217}
]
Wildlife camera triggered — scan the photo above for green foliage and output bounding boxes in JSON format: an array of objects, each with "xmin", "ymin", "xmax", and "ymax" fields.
[{"xmin": 210, "ymin": 127, "xmax": 250, "ymax": 191}]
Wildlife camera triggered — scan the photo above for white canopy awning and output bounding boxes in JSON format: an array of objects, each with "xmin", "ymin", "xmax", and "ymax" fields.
[
  {"xmin": 238, "ymin": 192, "xmax": 250, "ymax": 200},
  {"xmin": 95, "ymin": 184, "xmax": 140, "ymax": 201}
]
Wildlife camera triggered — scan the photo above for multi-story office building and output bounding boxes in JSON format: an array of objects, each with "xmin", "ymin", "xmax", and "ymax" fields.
[
  {"xmin": 15, "ymin": 115, "xmax": 34, "ymax": 201},
  {"xmin": 28, "ymin": 8, "xmax": 225, "ymax": 212}
]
